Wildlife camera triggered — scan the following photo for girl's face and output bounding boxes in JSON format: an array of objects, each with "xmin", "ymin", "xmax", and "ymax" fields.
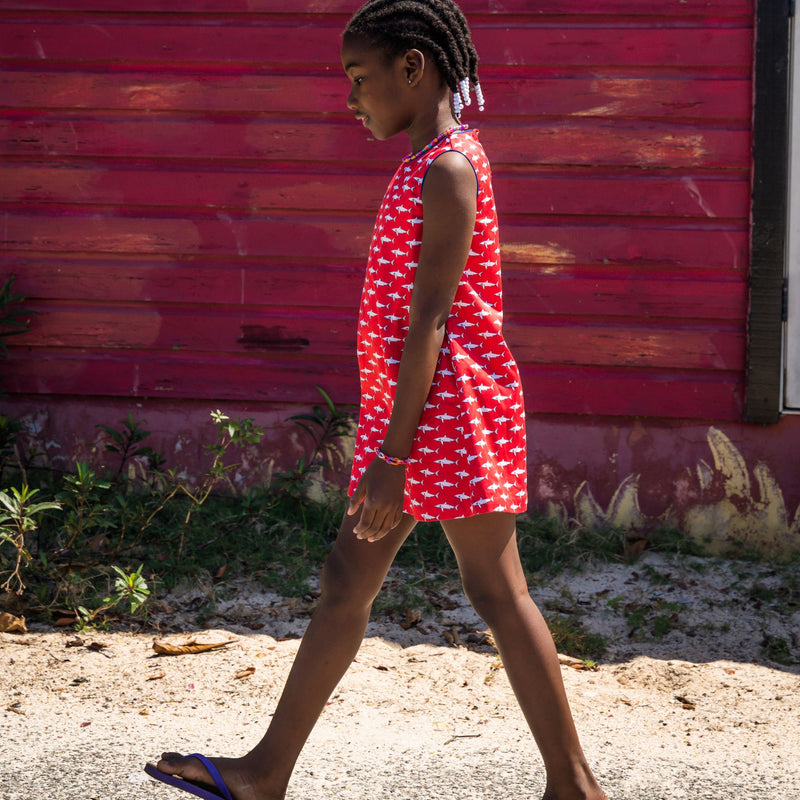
[{"xmin": 341, "ymin": 36, "xmax": 416, "ymax": 141}]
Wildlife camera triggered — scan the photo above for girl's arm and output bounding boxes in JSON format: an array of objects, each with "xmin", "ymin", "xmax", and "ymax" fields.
[{"xmin": 348, "ymin": 150, "xmax": 478, "ymax": 541}]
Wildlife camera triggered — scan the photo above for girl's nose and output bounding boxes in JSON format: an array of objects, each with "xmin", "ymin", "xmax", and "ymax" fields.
[{"xmin": 346, "ymin": 88, "xmax": 357, "ymax": 111}]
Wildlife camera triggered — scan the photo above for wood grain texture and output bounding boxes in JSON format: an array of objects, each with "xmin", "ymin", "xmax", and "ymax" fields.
[
  {"xmin": 0, "ymin": 72, "xmax": 752, "ymax": 121},
  {"xmin": 0, "ymin": 23, "xmax": 752, "ymax": 69},
  {"xmin": 0, "ymin": 1, "xmax": 755, "ymax": 14},
  {"xmin": 0, "ymin": 1, "xmax": 755, "ymax": 421},
  {"xmin": 0, "ymin": 164, "xmax": 751, "ymax": 220},
  {"xmin": 6, "ymin": 257, "xmax": 746, "ymax": 320},
  {"xmin": 2, "ymin": 352, "xmax": 745, "ymax": 421}
]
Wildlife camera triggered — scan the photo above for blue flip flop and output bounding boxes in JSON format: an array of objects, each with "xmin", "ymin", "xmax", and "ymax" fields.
[{"xmin": 144, "ymin": 754, "xmax": 234, "ymax": 800}]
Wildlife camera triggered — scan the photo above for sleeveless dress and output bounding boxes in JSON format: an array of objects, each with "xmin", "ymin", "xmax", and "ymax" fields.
[{"xmin": 348, "ymin": 128, "xmax": 527, "ymax": 521}]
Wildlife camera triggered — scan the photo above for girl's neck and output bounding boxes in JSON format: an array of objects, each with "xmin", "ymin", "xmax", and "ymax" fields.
[{"xmin": 406, "ymin": 101, "xmax": 459, "ymax": 154}]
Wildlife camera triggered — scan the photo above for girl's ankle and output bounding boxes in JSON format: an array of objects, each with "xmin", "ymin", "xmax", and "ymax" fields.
[{"xmin": 238, "ymin": 753, "xmax": 290, "ymax": 799}]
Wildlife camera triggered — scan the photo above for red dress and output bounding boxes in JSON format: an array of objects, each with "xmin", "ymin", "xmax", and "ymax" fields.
[{"xmin": 348, "ymin": 128, "xmax": 527, "ymax": 521}]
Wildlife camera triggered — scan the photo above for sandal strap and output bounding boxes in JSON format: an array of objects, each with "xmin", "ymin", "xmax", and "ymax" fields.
[{"xmin": 186, "ymin": 753, "xmax": 234, "ymax": 800}]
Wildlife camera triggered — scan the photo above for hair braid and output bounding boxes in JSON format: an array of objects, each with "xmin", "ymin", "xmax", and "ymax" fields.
[{"xmin": 344, "ymin": 0, "xmax": 485, "ymax": 114}]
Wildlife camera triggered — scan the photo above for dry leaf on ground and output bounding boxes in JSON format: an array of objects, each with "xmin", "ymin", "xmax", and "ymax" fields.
[
  {"xmin": 234, "ymin": 666, "xmax": 256, "ymax": 679},
  {"xmin": 152, "ymin": 635, "xmax": 237, "ymax": 656},
  {"xmin": 0, "ymin": 612, "xmax": 27, "ymax": 633}
]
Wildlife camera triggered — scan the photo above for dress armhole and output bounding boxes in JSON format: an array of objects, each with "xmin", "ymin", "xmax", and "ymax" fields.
[{"xmin": 420, "ymin": 148, "xmax": 480, "ymax": 198}]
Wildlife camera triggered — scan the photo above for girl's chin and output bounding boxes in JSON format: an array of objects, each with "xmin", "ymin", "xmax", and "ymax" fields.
[{"xmin": 359, "ymin": 120, "xmax": 395, "ymax": 141}]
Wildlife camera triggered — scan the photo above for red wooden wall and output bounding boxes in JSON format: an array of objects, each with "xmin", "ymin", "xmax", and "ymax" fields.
[{"xmin": 1, "ymin": 1, "xmax": 754, "ymax": 421}]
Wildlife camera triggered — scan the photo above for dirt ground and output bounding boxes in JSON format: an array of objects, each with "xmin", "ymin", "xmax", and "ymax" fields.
[{"xmin": 2, "ymin": 551, "xmax": 799, "ymax": 800}]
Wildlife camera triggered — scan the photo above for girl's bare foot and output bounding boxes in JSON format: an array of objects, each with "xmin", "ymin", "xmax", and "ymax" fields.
[{"xmin": 154, "ymin": 752, "xmax": 284, "ymax": 800}]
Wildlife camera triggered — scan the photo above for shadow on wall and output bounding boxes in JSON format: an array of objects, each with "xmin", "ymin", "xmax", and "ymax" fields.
[{"xmin": 545, "ymin": 427, "xmax": 800, "ymax": 559}]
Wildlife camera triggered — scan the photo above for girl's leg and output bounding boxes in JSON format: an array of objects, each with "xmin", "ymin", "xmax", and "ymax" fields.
[
  {"xmin": 155, "ymin": 510, "xmax": 417, "ymax": 800},
  {"xmin": 440, "ymin": 512, "xmax": 606, "ymax": 800}
]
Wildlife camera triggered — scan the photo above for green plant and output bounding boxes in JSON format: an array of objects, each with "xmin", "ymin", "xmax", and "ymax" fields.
[
  {"xmin": 609, "ymin": 597, "xmax": 686, "ymax": 640},
  {"xmin": 277, "ymin": 387, "xmax": 353, "ymax": 496},
  {"xmin": 516, "ymin": 512, "xmax": 628, "ymax": 578},
  {"xmin": 57, "ymin": 461, "xmax": 113, "ymax": 552},
  {"xmin": 761, "ymin": 634, "xmax": 796, "ymax": 666},
  {"xmin": 0, "ymin": 485, "xmax": 61, "ymax": 593},
  {"xmin": 97, "ymin": 413, "xmax": 165, "ymax": 479},
  {"xmin": 372, "ymin": 574, "xmax": 432, "ymax": 620},
  {"xmin": 74, "ymin": 564, "xmax": 150, "ymax": 630},
  {"xmin": 545, "ymin": 614, "xmax": 607, "ymax": 661},
  {"xmin": 92, "ymin": 410, "xmax": 266, "ymax": 561},
  {"xmin": 164, "ymin": 410, "xmax": 264, "ymax": 557}
]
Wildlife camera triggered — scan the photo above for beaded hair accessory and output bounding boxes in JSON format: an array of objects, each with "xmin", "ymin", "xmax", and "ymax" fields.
[{"xmin": 453, "ymin": 78, "xmax": 485, "ymax": 117}]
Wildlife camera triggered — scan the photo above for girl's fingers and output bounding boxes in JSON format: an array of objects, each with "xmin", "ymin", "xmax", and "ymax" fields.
[
  {"xmin": 366, "ymin": 511, "xmax": 395, "ymax": 542},
  {"xmin": 355, "ymin": 504, "xmax": 398, "ymax": 541},
  {"xmin": 353, "ymin": 505, "xmax": 376, "ymax": 537},
  {"xmin": 347, "ymin": 483, "xmax": 366, "ymax": 516}
]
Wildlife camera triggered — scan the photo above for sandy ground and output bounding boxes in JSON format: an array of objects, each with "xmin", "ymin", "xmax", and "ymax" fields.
[{"xmin": 2, "ymin": 551, "xmax": 799, "ymax": 800}]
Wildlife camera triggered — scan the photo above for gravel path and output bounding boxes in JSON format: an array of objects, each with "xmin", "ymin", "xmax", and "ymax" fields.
[{"xmin": 2, "ymin": 552, "xmax": 799, "ymax": 800}]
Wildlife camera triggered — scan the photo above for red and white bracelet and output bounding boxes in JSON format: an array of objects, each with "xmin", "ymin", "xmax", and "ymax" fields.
[{"xmin": 376, "ymin": 449, "xmax": 410, "ymax": 467}]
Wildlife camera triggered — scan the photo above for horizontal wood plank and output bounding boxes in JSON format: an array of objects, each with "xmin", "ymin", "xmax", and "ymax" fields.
[
  {"xmin": 0, "ymin": 118, "xmax": 750, "ymax": 170},
  {"xmin": 0, "ymin": 1, "xmax": 755, "ymax": 15},
  {"xmin": 1, "ymin": 213, "xmax": 748, "ymax": 269},
  {"xmin": 0, "ymin": 165, "xmax": 750, "ymax": 220},
  {"xmin": 6, "ymin": 257, "xmax": 747, "ymax": 321},
  {"xmin": 14, "ymin": 299, "xmax": 744, "ymax": 372},
  {"xmin": 2, "ymin": 350, "xmax": 744, "ymax": 420},
  {"xmin": 0, "ymin": 72, "xmax": 752, "ymax": 122},
  {"xmin": 0, "ymin": 23, "xmax": 753, "ymax": 70},
  {"xmin": 517, "ymin": 364, "xmax": 744, "ymax": 419}
]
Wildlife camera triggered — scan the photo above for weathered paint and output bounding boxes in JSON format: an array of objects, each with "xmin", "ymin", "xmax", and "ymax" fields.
[
  {"xmin": 1, "ymin": 1, "xmax": 754, "ymax": 419},
  {"xmin": 3, "ymin": 394, "xmax": 798, "ymax": 557},
  {"xmin": 2, "ymin": 1, "xmax": 797, "ymax": 553}
]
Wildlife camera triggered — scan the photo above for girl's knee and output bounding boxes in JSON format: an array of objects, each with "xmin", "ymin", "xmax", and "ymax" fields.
[
  {"xmin": 461, "ymin": 573, "xmax": 531, "ymax": 625},
  {"xmin": 318, "ymin": 545, "xmax": 385, "ymax": 610}
]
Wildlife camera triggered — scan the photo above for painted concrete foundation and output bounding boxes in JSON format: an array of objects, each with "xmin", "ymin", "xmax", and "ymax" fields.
[{"xmin": 3, "ymin": 396, "xmax": 798, "ymax": 558}]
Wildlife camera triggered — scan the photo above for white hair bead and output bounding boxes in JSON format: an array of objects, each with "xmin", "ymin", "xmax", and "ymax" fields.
[
  {"xmin": 453, "ymin": 92, "xmax": 463, "ymax": 117},
  {"xmin": 460, "ymin": 77, "xmax": 471, "ymax": 106},
  {"xmin": 474, "ymin": 82, "xmax": 485, "ymax": 112}
]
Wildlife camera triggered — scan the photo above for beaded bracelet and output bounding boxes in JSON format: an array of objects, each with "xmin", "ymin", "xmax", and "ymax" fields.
[{"xmin": 376, "ymin": 449, "xmax": 410, "ymax": 467}]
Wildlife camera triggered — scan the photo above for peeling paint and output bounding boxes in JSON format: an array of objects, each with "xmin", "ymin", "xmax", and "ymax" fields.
[
  {"xmin": 4, "ymin": 397, "xmax": 797, "ymax": 558},
  {"xmin": 574, "ymin": 473, "xmax": 646, "ymax": 530},
  {"xmin": 546, "ymin": 426, "xmax": 800, "ymax": 558},
  {"xmin": 501, "ymin": 241, "xmax": 576, "ymax": 265}
]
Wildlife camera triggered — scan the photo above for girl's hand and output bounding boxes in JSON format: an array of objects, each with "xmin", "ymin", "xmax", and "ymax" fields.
[{"xmin": 347, "ymin": 457, "xmax": 406, "ymax": 542}]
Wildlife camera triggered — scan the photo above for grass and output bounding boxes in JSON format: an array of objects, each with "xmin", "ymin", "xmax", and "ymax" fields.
[
  {"xmin": 761, "ymin": 635, "xmax": 797, "ymax": 666},
  {"xmin": 3, "ymin": 399, "xmax": 798, "ymax": 668},
  {"xmin": 545, "ymin": 614, "xmax": 608, "ymax": 662}
]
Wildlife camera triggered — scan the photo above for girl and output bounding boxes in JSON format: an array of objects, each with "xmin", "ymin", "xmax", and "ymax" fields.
[{"xmin": 146, "ymin": 2, "xmax": 608, "ymax": 799}]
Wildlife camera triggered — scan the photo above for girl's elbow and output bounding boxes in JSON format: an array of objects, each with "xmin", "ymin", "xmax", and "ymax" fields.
[{"xmin": 407, "ymin": 307, "xmax": 449, "ymax": 338}]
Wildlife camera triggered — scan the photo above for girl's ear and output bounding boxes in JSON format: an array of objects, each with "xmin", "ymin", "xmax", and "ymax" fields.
[{"xmin": 403, "ymin": 48, "xmax": 425, "ymax": 86}]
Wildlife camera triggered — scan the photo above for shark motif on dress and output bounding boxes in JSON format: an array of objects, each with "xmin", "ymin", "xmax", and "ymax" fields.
[{"xmin": 349, "ymin": 129, "xmax": 527, "ymax": 521}]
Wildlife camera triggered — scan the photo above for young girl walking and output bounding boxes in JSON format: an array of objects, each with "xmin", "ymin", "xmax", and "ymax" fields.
[{"xmin": 146, "ymin": 2, "xmax": 608, "ymax": 799}]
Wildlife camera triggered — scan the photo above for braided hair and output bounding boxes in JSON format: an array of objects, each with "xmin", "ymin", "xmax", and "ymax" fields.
[{"xmin": 344, "ymin": 0, "xmax": 485, "ymax": 116}]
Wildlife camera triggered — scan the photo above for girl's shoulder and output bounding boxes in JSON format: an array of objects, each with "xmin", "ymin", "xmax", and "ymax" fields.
[{"xmin": 426, "ymin": 128, "xmax": 489, "ymax": 173}]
